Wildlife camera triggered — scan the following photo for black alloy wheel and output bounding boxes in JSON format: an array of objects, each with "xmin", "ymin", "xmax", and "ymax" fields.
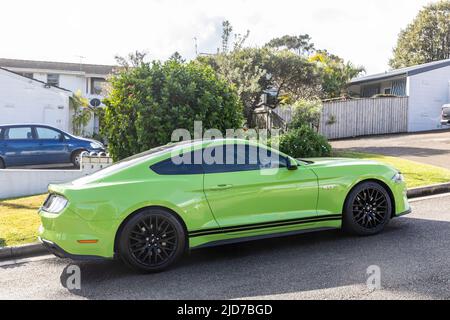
[
  {"xmin": 119, "ymin": 209, "xmax": 186, "ymax": 273},
  {"xmin": 343, "ymin": 182, "xmax": 392, "ymax": 236}
]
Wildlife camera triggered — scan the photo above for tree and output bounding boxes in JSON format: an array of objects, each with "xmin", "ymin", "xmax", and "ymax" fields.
[
  {"xmin": 221, "ymin": 20, "xmax": 233, "ymax": 53},
  {"xmin": 265, "ymin": 34, "xmax": 315, "ymax": 56},
  {"xmin": 264, "ymin": 49, "xmax": 321, "ymax": 106},
  {"xmin": 102, "ymin": 58, "xmax": 243, "ymax": 161},
  {"xmin": 288, "ymin": 99, "xmax": 323, "ymax": 132},
  {"xmin": 198, "ymin": 47, "xmax": 269, "ymax": 126},
  {"xmin": 114, "ymin": 51, "xmax": 148, "ymax": 69},
  {"xmin": 390, "ymin": 0, "xmax": 450, "ymax": 68},
  {"xmin": 70, "ymin": 90, "xmax": 92, "ymax": 136},
  {"xmin": 198, "ymin": 47, "xmax": 322, "ymax": 126},
  {"xmin": 310, "ymin": 50, "xmax": 365, "ymax": 99},
  {"xmin": 169, "ymin": 51, "xmax": 185, "ymax": 63}
]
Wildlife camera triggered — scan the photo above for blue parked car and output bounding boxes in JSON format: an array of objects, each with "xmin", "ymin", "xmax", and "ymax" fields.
[{"xmin": 0, "ymin": 124, "xmax": 106, "ymax": 169}]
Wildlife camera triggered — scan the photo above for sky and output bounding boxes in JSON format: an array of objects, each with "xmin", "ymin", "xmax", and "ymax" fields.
[{"xmin": 0, "ymin": 0, "xmax": 435, "ymax": 74}]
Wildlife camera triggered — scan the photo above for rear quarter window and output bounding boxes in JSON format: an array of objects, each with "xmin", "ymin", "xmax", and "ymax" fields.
[{"xmin": 150, "ymin": 158, "xmax": 203, "ymax": 175}]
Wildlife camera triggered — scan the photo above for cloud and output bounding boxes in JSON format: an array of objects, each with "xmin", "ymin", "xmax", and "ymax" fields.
[{"xmin": 0, "ymin": 0, "xmax": 434, "ymax": 73}]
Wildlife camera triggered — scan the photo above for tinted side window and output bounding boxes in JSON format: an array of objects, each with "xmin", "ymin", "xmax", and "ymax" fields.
[
  {"xmin": 150, "ymin": 150, "xmax": 203, "ymax": 175},
  {"xmin": 202, "ymin": 144, "xmax": 288, "ymax": 174},
  {"xmin": 5, "ymin": 127, "xmax": 33, "ymax": 140}
]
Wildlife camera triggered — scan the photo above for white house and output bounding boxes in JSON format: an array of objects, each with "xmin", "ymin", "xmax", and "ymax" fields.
[
  {"xmin": 0, "ymin": 67, "xmax": 71, "ymax": 131},
  {"xmin": 348, "ymin": 59, "xmax": 450, "ymax": 132},
  {"xmin": 0, "ymin": 58, "xmax": 115, "ymax": 134}
]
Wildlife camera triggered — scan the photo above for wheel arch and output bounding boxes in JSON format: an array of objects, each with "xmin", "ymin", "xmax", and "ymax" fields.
[
  {"xmin": 343, "ymin": 179, "xmax": 396, "ymax": 218},
  {"xmin": 113, "ymin": 205, "xmax": 189, "ymax": 256},
  {"xmin": 70, "ymin": 148, "xmax": 87, "ymax": 159}
]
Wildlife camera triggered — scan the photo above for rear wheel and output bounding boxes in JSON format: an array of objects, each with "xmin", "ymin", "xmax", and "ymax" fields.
[
  {"xmin": 118, "ymin": 208, "xmax": 186, "ymax": 273},
  {"xmin": 0, "ymin": 158, "xmax": 5, "ymax": 169},
  {"xmin": 343, "ymin": 182, "xmax": 392, "ymax": 236}
]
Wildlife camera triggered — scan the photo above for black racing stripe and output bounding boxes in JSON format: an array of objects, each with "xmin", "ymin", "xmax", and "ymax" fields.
[
  {"xmin": 190, "ymin": 214, "xmax": 342, "ymax": 235},
  {"xmin": 189, "ymin": 215, "xmax": 342, "ymax": 238}
]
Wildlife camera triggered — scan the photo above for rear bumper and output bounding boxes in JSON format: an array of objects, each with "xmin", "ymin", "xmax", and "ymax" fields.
[
  {"xmin": 395, "ymin": 208, "xmax": 412, "ymax": 218},
  {"xmin": 39, "ymin": 237, "xmax": 110, "ymax": 261},
  {"xmin": 38, "ymin": 207, "xmax": 118, "ymax": 259}
]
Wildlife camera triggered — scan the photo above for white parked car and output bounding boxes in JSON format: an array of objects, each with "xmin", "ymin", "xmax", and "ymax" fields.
[{"xmin": 441, "ymin": 104, "xmax": 450, "ymax": 126}]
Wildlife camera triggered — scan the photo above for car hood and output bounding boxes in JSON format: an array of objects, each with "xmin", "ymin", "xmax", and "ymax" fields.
[
  {"xmin": 73, "ymin": 136, "xmax": 101, "ymax": 144},
  {"xmin": 302, "ymin": 157, "xmax": 380, "ymax": 168}
]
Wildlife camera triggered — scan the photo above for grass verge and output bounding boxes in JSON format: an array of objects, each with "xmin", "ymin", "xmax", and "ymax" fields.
[
  {"xmin": 334, "ymin": 151, "xmax": 450, "ymax": 188},
  {"xmin": 0, "ymin": 194, "xmax": 47, "ymax": 247}
]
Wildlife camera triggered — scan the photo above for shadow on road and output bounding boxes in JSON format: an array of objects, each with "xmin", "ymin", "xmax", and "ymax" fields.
[{"xmin": 58, "ymin": 217, "xmax": 450, "ymax": 300}]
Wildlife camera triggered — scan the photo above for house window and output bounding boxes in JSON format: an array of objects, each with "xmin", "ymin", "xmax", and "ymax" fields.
[
  {"xmin": 91, "ymin": 78, "xmax": 106, "ymax": 95},
  {"xmin": 392, "ymin": 79, "xmax": 407, "ymax": 96},
  {"xmin": 362, "ymin": 84, "xmax": 380, "ymax": 98},
  {"xmin": 47, "ymin": 74, "xmax": 60, "ymax": 87},
  {"xmin": 384, "ymin": 88, "xmax": 392, "ymax": 95}
]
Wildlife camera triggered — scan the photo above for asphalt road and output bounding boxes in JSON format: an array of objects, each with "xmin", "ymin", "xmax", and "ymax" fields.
[
  {"xmin": 1, "ymin": 194, "xmax": 449, "ymax": 300},
  {"xmin": 331, "ymin": 130, "xmax": 450, "ymax": 170}
]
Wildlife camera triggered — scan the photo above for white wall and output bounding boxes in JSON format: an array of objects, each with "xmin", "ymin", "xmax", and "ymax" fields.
[
  {"xmin": 59, "ymin": 74, "xmax": 86, "ymax": 94},
  {"xmin": 0, "ymin": 156, "xmax": 113, "ymax": 199},
  {"xmin": 408, "ymin": 65, "xmax": 450, "ymax": 132},
  {"xmin": 0, "ymin": 70, "xmax": 71, "ymax": 131}
]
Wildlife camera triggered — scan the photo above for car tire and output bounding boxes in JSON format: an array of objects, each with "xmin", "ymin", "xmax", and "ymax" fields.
[
  {"xmin": 0, "ymin": 158, "xmax": 5, "ymax": 169},
  {"xmin": 118, "ymin": 208, "xmax": 186, "ymax": 273},
  {"xmin": 71, "ymin": 150, "xmax": 84, "ymax": 168},
  {"xmin": 343, "ymin": 181, "xmax": 392, "ymax": 236}
]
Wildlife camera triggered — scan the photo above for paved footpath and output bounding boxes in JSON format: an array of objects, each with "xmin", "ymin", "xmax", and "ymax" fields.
[{"xmin": 1, "ymin": 194, "xmax": 450, "ymax": 300}]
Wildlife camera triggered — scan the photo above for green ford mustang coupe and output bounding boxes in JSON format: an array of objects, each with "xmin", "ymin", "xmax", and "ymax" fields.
[{"xmin": 38, "ymin": 139, "xmax": 411, "ymax": 272}]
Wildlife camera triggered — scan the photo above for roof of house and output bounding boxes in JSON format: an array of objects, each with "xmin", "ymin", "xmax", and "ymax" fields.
[
  {"xmin": 0, "ymin": 67, "xmax": 71, "ymax": 93},
  {"xmin": 0, "ymin": 58, "xmax": 116, "ymax": 75},
  {"xmin": 350, "ymin": 58, "xmax": 450, "ymax": 85}
]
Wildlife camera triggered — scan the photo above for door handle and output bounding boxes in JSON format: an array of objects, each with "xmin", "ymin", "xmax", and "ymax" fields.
[{"xmin": 209, "ymin": 184, "xmax": 233, "ymax": 191}]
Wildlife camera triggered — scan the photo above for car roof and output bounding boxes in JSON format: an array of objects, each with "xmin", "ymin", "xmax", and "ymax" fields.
[
  {"xmin": 0, "ymin": 123, "xmax": 62, "ymax": 128},
  {"xmin": 115, "ymin": 138, "xmax": 279, "ymax": 165}
]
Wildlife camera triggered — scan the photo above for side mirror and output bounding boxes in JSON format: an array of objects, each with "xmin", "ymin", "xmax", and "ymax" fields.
[{"xmin": 287, "ymin": 158, "xmax": 298, "ymax": 171}]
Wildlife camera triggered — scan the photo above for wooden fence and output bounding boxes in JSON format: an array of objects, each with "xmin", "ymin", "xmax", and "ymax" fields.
[{"xmin": 319, "ymin": 97, "xmax": 409, "ymax": 140}]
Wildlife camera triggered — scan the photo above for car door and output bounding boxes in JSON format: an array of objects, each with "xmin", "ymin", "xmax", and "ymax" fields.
[
  {"xmin": 34, "ymin": 126, "xmax": 70, "ymax": 164},
  {"xmin": 203, "ymin": 143, "xmax": 319, "ymax": 228},
  {"xmin": 2, "ymin": 126, "xmax": 39, "ymax": 166}
]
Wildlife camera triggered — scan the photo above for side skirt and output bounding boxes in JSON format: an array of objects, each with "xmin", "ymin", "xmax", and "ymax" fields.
[{"xmin": 190, "ymin": 226, "xmax": 340, "ymax": 250}]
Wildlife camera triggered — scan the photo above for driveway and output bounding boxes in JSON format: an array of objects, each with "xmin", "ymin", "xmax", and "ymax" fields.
[
  {"xmin": 1, "ymin": 194, "xmax": 449, "ymax": 300},
  {"xmin": 331, "ymin": 130, "xmax": 450, "ymax": 170}
]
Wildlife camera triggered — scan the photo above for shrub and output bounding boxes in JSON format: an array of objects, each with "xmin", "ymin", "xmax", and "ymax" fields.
[
  {"xmin": 102, "ymin": 60, "xmax": 243, "ymax": 161},
  {"xmin": 289, "ymin": 99, "xmax": 322, "ymax": 131},
  {"xmin": 278, "ymin": 126, "xmax": 332, "ymax": 158}
]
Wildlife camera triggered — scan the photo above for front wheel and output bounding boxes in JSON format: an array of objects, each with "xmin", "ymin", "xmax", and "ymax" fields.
[
  {"xmin": 71, "ymin": 150, "xmax": 83, "ymax": 168},
  {"xmin": 118, "ymin": 209, "xmax": 186, "ymax": 273},
  {"xmin": 343, "ymin": 182, "xmax": 392, "ymax": 236},
  {"xmin": 0, "ymin": 158, "xmax": 5, "ymax": 169}
]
